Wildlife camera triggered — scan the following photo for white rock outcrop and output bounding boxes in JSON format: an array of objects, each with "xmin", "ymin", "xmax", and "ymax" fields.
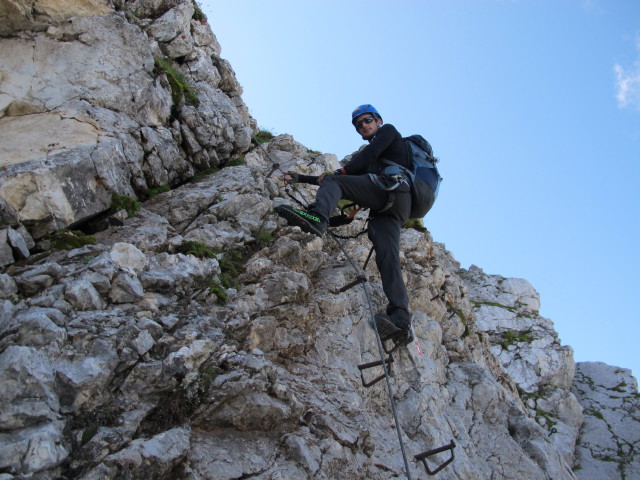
[{"xmin": 0, "ymin": 0, "xmax": 255, "ymax": 242}]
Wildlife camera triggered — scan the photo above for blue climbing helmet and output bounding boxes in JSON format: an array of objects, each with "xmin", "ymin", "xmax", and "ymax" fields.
[{"xmin": 351, "ymin": 104, "xmax": 382, "ymax": 125}]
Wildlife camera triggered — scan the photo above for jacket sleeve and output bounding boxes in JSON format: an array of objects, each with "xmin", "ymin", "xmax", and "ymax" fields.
[
  {"xmin": 341, "ymin": 124, "xmax": 400, "ymax": 175},
  {"xmin": 297, "ymin": 174, "xmax": 320, "ymax": 184}
]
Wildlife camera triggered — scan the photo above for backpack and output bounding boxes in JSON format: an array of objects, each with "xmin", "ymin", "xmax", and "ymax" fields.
[{"xmin": 383, "ymin": 135, "xmax": 442, "ymax": 218}]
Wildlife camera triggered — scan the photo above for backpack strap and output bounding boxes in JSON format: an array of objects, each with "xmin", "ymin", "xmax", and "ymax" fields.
[{"xmin": 382, "ymin": 160, "xmax": 415, "ymax": 184}]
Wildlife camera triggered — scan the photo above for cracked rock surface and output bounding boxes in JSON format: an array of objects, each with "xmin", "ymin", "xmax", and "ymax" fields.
[{"xmin": 572, "ymin": 362, "xmax": 640, "ymax": 479}]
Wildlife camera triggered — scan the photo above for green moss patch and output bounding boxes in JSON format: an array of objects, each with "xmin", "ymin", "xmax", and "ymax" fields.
[
  {"xmin": 473, "ymin": 301, "xmax": 518, "ymax": 312},
  {"xmin": 50, "ymin": 230, "xmax": 97, "ymax": 251},
  {"xmin": 499, "ymin": 329, "xmax": 534, "ymax": 348}
]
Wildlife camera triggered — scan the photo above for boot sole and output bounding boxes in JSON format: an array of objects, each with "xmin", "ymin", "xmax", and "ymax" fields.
[
  {"xmin": 374, "ymin": 314, "xmax": 402, "ymax": 339},
  {"xmin": 275, "ymin": 205, "xmax": 325, "ymax": 236}
]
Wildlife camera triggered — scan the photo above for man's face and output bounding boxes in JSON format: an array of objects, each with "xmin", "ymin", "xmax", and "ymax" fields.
[{"xmin": 354, "ymin": 114, "xmax": 381, "ymax": 139}]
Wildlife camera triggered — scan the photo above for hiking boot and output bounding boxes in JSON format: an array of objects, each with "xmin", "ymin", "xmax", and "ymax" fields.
[
  {"xmin": 374, "ymin": 313, "xmax": 401, "ymax": 339},
  {"xmin": 391, "ymin": 326, "xmax": 414, "ymax": 347},
  {"xmin": 275, "ymin": 204, "xmax": 327, "ymax": 236},
  {"xmin": 374, "ymin": 313, "xmax": 413, "ymax": 346}
]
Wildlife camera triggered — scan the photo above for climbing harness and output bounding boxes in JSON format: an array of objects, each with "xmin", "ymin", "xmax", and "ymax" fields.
[{"xmin": 253, "ymin": 136, "xmax": 456, "ymax": 478}]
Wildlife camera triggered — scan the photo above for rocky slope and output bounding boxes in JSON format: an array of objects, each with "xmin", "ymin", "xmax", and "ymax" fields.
[{"xmin": 0, "ymin": 1, "xmax": 638, "ymax": 479}]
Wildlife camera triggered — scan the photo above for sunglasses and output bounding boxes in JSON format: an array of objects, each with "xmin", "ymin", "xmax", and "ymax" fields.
[{"xmin": 354, "ymin": 116, "xmax": 376, "ymax": 130}]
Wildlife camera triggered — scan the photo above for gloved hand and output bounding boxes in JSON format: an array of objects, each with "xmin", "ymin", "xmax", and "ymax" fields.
[{"xmin": 284, "ymin": 171, "xmax": 299, "ymax": 185}]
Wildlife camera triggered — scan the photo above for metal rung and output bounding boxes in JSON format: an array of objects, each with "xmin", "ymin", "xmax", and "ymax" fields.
[
  {"xmin": 381, "ymin": 336, "xmax": 403, "ymax": 355},
  {"xmin": 415, "ymin": 440, "xmax": 456, "ymax": 475},
  {"xmin": 357, "ymin": 355, "xmax": 394, "ymax": 388},
  {"xmin": 380, "ymin": 331, "xmax": 413, "ymax": 355},
  {"xmin": 337, "ymin": 274, "xmax": 367, "ymax": 293}
]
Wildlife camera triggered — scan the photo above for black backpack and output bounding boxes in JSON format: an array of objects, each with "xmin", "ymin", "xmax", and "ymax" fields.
[{"xmin": 383, "ymin": 135, "xmax": 442, "ymax": 218}]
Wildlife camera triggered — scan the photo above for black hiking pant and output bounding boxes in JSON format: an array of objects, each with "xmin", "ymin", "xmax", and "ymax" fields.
[{"xmin": 309, "ymin": 175, "xmax": 412, "ymax": 323}]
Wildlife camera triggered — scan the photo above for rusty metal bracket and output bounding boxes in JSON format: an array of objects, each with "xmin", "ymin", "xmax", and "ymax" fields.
[
  {"xmin": 415, "ymin": 440, "xmax": 456, "ymax": 475},
  {"xmin": 357, "ymin": 355, "xmax": 394, "ymax": 388}
]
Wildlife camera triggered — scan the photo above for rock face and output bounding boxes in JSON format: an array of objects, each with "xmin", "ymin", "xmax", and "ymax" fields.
[
  {"xmin": 0, "ymin": 2, "xmax": 638, "ymax": 479},
  {"xmin": 572, "ymin": 362, "xmax": 640, "ymax": 479},
  {"xmin": 0, "ymin": 0, "xmax": 254, "ymax": 245}
]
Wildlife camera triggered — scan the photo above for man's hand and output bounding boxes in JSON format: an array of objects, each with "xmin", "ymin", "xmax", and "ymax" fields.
[{"xmin": 284, "ymin": 171, "xmax": 299, "ymax": 185}]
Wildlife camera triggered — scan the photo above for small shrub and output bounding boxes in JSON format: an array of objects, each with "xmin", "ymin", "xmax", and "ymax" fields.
[
  {"xmin": 404, "ymin": 218, "xmax": 427, "ymax": 232},
  {"xmin": 253, "ymin": 228, "xmax": 274, "ymax": 248},
  {"xmin": 50, "ymin": 230, "xmax": 97, "ymax": 251},
  {"xmin": 177, "ymin": 241, "xmax": 218, "ymax": 259},
  {"xmin": 135, "ymin": 389, "xmax": 196, "ymax": 438},
  {"xmin": 185, "ymin": 247, "xmax": 247, "ymax": 298},
  {"xmin": 154, "ymin": 57, "xmax": 199, "ymax": 107},
  {"xmin": 199, "ymin": 364, "xmax": 222, "ymax": 390},
  {"xmin": 192, "ymin": 2, "xmax": 207, "ymax": 22},
  {"xmin": 191, "ymin": 166, "xmax": 220, "ymax": 182},
  {"xmin": 473, "ymin": 301, "xmax": 518, "ymax": 313},
  {"xmin": 228, "ymin": 156, "xmax": 245, "ymax": 166},
  {"xmin": 209, "ymin": 282, "xmax": 228, "ymax": 303},
  {"xmin": 148, "ymin": 185, "xmax": 171, "ymax": 198},
  {"xmin": 498, "ymin": 329, "xmax": 534, "ymax": 349},
  {"xmin": 67, "ymin": 403, "xmax": 121, "ymax": 445},
  {"xmin": 611, "ymin": 381, "xmax": 627, "ymax": 393},
  {"xmin": 110, "ymin": 192, "xmax": 140, "ymax": 217},
  {"xmin": 253, "ymin": 129, "xmax": 275, "ymax": 144},
  {"xmin": 219, "ymin": 249, "xmax": 244, "ymax": 289}
]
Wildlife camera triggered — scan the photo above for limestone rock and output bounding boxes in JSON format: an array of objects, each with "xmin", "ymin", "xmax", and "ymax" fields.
[
  {"xmin": 0, "ymin": 1, "xmax": 254, "ymax": 241},
  {"xmin": 109, "ymin": 243, "xmax": 148, "ymax": 274},
  {"xmin": 0, "ymin": 229, "xmax": 14, "ymax": 267},
  {"xmin": 6, "ymin": 225, "xmax": 32, "ymax": 259},
  {"xmin": 108, "ymin": 272, "xmax": 144, "ymax": 304},
  {"xmin": 0, "ymin": 345, "xmax": 60, "ymax": 430},
  {"xmin": 65, "ymin": 279, "xmax": 106, "ymax": 311},
  {"xmin": 0, "ymin": 0, "xmax": 112, "ymax": 35},
  {"xmin": 572, "ymin": 362, "xmax": 640, "ymax": 479},
  {"xmin": 88, "ymin": 426, "xmax": 191, "ymax": 479},
  {"xmin": 146, "ymin": 2, "xmax": 194, "ymax": 43},
  {"xmin": 463, "ymin": 265, "xmax": 575, "ymax": 391},
  {"xmin": 0, "ymin": 420, "xmax": 68, "ymax": 476},
  {"xmin": 0, "ymin": 273, "xmax": 18, "ymax": 299}
]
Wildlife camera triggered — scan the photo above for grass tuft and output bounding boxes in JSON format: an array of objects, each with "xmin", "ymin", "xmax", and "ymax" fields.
[
  {"xmin": 154, "ymin": 57, "xmax": 199, "ymax": 107},
  {"xmin": 176, "ymin": 241, "xmax": 218, "ymax": 259},
  {"xmin": 252, "ymin": 129, "xmax": 275, "ymax": 144},
  {"xmin": 110, "ymin": 192, "xmax": 141, "ymax": 217},
  {"xmin": 50, "ymin": 230, "xmax": 96, "ymax": 251}
]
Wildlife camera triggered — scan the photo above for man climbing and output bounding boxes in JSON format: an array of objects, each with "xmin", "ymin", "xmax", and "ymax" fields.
[{"xmin": 275, "ymin": 104, "xmax": 421, "ymax": 346}]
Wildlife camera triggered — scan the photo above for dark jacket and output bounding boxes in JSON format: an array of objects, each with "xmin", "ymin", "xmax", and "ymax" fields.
[{"xmin": 342, "ymin": 124, "xmax": 408, "ymax": 175}]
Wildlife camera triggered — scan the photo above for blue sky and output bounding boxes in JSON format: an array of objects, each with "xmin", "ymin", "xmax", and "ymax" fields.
[{"xmin": 201, "ymin": 1, "xmax": 640, "ymax": 381}]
